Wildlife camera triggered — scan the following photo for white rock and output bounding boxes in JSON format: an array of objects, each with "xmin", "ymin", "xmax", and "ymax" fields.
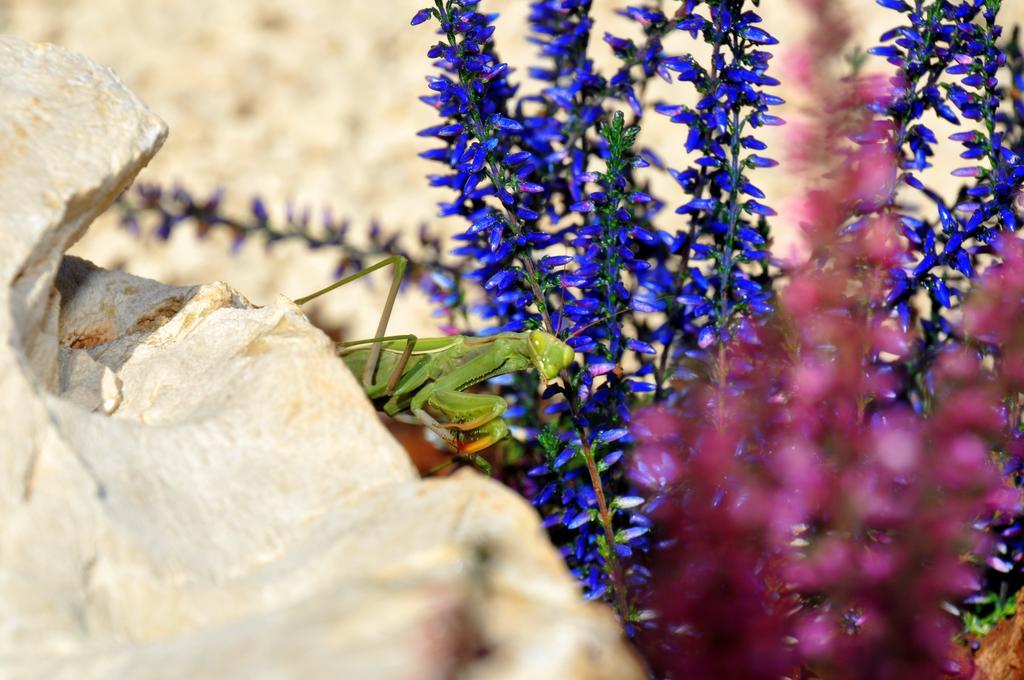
[{"xmin": 0, "ymin": 35, "xmax": 642, "ymax": 679}]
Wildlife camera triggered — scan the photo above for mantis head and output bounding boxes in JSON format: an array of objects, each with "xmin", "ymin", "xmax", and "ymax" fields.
[{"xmin": 527, "ymin": 330, "xmax": 574, "ymax": 380}]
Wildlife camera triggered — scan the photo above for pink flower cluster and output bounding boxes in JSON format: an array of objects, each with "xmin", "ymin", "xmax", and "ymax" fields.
[
  {"xmin": 631, "ymin": 2, "xmax": 1021, "ymax": 676},
  {"xmin": 632, "ymin": 167, "xmax": 1020, "ymax": 680}
]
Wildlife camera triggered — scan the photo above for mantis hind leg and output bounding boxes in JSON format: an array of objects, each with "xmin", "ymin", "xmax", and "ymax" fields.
[
  {"xmin": 293, "ymin": 254, "xmax": 408, "ymax": 388},
  {"xmin": 338, "ymin": 333, "xmax": 419, "ymax": 395}
]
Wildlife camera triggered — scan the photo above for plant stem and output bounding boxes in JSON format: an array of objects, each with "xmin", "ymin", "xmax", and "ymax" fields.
[{"xmin": 439, "ymin": 1, "xmax": 628, "ymax": 620}]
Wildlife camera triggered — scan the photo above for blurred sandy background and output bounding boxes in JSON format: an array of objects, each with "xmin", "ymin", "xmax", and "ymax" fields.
[{"xmin": 3, "ymin": 0, "xmax": 1021, "ymax": 337}]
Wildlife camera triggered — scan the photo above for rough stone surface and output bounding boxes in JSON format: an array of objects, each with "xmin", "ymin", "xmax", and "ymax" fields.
[{"xmin": 0, "ymin": 35, "xmax": 641, "ymax": 679}]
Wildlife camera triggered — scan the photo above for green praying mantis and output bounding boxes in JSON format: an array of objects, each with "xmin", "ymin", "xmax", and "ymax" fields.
[{"xmin": 293, "ymin": 255, "xmax": 575, "ymax": 473}]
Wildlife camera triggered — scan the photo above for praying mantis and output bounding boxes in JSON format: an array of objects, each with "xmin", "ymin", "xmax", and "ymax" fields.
[{"xmin": 294, "ymin": 255, "xmax": 575, "ymax": 473}]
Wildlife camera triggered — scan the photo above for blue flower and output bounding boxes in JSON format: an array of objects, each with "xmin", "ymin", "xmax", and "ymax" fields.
[
  {"xmin": 867, "ymin": 0, "xmax": 1024, "ymax": 403},
  {"xmin": 637, "ymin": 0, "xmax": 780, "ymax": 394}
]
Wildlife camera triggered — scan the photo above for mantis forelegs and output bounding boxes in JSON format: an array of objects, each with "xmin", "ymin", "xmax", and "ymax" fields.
[
  {"xmin": 412, "ymin": 389, "xmax": 509, "ymax": 458},
  {"xmin": 422, "ymin": 390, "xmax": 508, "ymax": 432},
  {"xmin": 412, "ymin": 405, "xmax": 504, "ymax": 474}
]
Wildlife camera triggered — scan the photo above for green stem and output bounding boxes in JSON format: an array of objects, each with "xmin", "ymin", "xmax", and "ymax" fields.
[{"xmin": 437, "ymin": 1, "xmax": 628, "ymax": 621}]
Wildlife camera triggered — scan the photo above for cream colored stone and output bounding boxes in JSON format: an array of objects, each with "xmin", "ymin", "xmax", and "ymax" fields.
[
  {"xmin": 99, "ymin": 365, "xmax": 122, "ymax": 414},
  {"xmin": 0, "ymin": 34, "xmax": 642, "ymax": 680}
]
